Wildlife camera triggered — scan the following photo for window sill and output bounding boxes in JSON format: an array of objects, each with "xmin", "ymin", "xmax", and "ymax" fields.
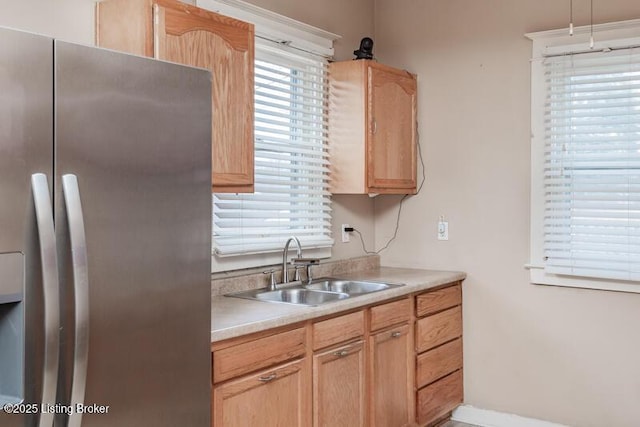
[
  {"xmin": 527, "ymin": 264, "xmax": 640, "ymax": 294},
  {"xmin": 212, "ymin": 247, "xmax": 332, "ymax": 274}
]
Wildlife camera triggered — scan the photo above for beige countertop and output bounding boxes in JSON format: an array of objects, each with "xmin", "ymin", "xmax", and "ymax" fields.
[{"xmin": 211, "ymin": 267, "xmax": 466, "ymax": 343}]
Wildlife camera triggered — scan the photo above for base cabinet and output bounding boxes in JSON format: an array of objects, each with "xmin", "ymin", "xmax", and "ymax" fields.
[
  {"xmin": 211, "ymin": 280, "xmax": 464, "ymax": 427},
  {"xmin": 212, "ymin": 359, "xmax": 309, "ymax": 427},
  {"xmin": 313, "ymin": 341, "xmax": 366, "ymax": 427},
  {"xmin": 417, "ymin": 370, "xmax": 463, "ymax": 425},
  {"xmin": 414, "ymin": 283, "xmax": 464, "ymax": 426},
  {"xmin": 369, "ymin": 324, "xmax": 413, "ymax": 427}
]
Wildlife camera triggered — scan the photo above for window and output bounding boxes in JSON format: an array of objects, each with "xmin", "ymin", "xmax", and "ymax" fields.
[
  {"xmin": 197, "ymin": 0, "xmax": 339, "ymax": 270},
  {"xmin": 213, "ymin": 44, "xmax": 332, "ymax": 257},
  {"xmin": 527, "ymin": 20, "xmax": 640, "ymax": 293}
]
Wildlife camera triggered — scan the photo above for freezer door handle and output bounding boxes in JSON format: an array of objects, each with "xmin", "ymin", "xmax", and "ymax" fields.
[
  {"xmin": 62, "ymin": 174, "xmax": 90, "ymax": 427},
  {"xmin": 31, "ymin": 173, "xmax": 60, "ymax": 427}
]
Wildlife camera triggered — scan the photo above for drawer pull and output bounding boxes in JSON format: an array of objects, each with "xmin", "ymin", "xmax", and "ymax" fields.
[
  {"xmin": 258, "ymin": 373, "xmax": 277, "ymax": 383},
  {"xmin": 333, "ymin": 350, "xmax": 349, "ymax": 357},
  {"xmin": 391, "ymin": 331, "xmax": 402, "ymax": 338}
]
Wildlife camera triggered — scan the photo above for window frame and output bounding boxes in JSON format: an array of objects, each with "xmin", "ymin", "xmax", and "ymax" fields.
[
  {"xmin": 527, "ymin": 19, "xmax": 640, "ymax": 293},
  {"xmin": 197, "ymin": 0, "xmax": 340, "ymax": 273}
]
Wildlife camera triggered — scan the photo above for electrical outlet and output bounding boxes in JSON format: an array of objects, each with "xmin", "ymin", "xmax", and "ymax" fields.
[
  {"xmin": 341, "ymin": 224, "xmax": 351, "ymax": 243},
  {"xmin": 437, "ymin": 220, "xmax": 449, "ymax": 241}
]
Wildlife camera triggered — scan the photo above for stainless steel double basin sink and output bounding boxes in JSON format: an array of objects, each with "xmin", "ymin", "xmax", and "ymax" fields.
[{"xmin": 227, "ymin": 278, "xmax": 404, "ymax": 306}]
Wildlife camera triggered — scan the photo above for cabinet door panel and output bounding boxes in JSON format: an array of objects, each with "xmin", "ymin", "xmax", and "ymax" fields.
[
  {"xmin": 313, "ymin": 311, "xmax": 364, "ymax": 351},
  {"xmin": 369, "ymin": 297, "xmax": 411, "ymax": 332},
  {"xmin": 313, "ymin": 341, "xmax": 365, "ymax": 427},
  {"xmin": 213, "ymin": 327, "xmax": 306, "ymax": 383},
  {"xmin": 155, "ymin": 2, "xmax": 254, "ymax": 192},
  {"xmin": 416, "ymin": 306, "xmax": 462, "ymax": 353},
  {"xmin": 370, "ymin": 324, "xmax": 413, "ymax": 427},
  {"xmin": 417, "ymin": 370, "xmax": 463, "ymax": 425},
  {"xmin": 213, "ymin": 359, "xmax": 309, "ymax": 427},
  {"xmin": 416, "ymin": 284, "xmax": 461, "ymax": 317},
  {"xmin": 416, "ymin": 338, "xmax": 463, "ymax": 389},
  {"xmin": 367, "ymin": 66, "xmax": 417, "ymax": 192}
]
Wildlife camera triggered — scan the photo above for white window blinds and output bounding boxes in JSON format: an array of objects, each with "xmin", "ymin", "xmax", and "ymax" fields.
[
  {"xmin": 543, "ymin": 47, "xmax": 640, "ymax": 281},
  {"xmin": 213, "ymin": 42, "xmax": 332, "ymax": 257}
]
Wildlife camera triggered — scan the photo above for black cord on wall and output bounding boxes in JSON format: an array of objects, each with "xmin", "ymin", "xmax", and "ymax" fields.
[{"xmin": 353, "ymin": 132, "xmax": 426, "ymax": 254}]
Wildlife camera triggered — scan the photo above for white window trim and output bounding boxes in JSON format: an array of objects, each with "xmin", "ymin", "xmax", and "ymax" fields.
[
  {"xmin": 196, "ymin": 0, "xmax": 339, "ymax": 273},
  {"xmin": 526, "ymin": 19, "xmax": 640, "ymax": 293},
  {"xmin": 197, "ymin": 0, "xmax": 340, "ymax": 58}
]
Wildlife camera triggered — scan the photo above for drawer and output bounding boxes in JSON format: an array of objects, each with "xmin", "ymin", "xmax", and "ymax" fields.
[
  {"xmin": 417, "ymin": 370, "xmax": 463, "ymax": 425},
  {"xmin": 213, "ymin": 327, "xmax": 306, "ymax": 383},
  {"xmin": 416, "ymin": 338, "xmax": 462, "ymax": 388},
  {"xmin": 313, "ymin": 310, "xmax": 364, "ymax": 351},
  {"xmin": 415, "ymin": 306, "xmax": 461, "ymax": 353},
  {"xmin": 416, "ymin": 283, "xmax": 461, "ymax": 317},
  {"xmin": 212, "ymin": 359, "xmax": 307, "ymax": 427},
  {"xmin": 369, "ymin": 298, "xmax": 410, "ymax": 331}
]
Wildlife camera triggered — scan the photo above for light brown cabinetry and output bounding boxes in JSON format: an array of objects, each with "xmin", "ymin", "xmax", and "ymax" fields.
[
  {"xmin": 312, "ymin": 311, "xmax": 366, "ymax": 426},
  {"xmin": 312, "ymin": 310, "xmax": 364, "ymax": 351},
  {"xmin": 329, "ymin": 60, "xmax": 417, "ymax": 195},
  {"xmin": 212, "ymin": 326, "xmax": 306, "ymax": 383},
  {"xmin": 211, "ymin": 281, "xmax": 463, "ymax": 427},
  {"xmin": 369, "ymin": 297, "xmax": 410, "ymax": 332},
  {"xmin": 416, "ymin": 338, "xmax": 462, "ymax": 389},
  {"xmin": 213, "ymin": 359, "xmax": 309, "ymax": 427},
  {"xmin": 369, "ymin": 324, "xmax": 413, "ymax": 427},
  {"xmin": 211, "ymin": 326, "xmax": 311, "ymax": 427},
  {"xmin": 313, "ymin": 340, "xmax": 366, "ymax": 427},
  {"xmin": 414, "ymin": 283, "xmax": 463, "ymax": 426},
  {"xmin": 96, "ymin": 0, "xmax": 255, "ymax": 192}
]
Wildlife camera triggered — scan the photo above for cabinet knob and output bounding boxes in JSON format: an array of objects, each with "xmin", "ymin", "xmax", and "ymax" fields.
[
  {"xmin": 333, "ymin": 350, "xmax": 349, "ymax": 357},
  {"xmin": 258, "ymin": 373, "xmax": 277, "ymax": 382},
  {"xmin": 372, "ymin": 119, "xmax": 377, "ymax": 134},
  {"xmin": 391, "ymin": 331, "xmax": 402, "ymax": 338}
]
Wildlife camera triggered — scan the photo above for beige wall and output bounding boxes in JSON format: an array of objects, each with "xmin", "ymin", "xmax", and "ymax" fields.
[
  {"xmin": 0, "ymin": 0, "xmax": 377, "ymax": 262},
  {"xmin": 0, "ymin": 0, "xmax": 94, "ymax": 44},
  {"xmin": 373, "ymin": 1, "xmax": 640, "ymax": 426}
]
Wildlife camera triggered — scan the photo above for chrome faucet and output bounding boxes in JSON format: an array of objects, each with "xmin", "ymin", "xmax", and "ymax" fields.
[{"xmin": 281, "ymin": 236, "xmax": 302, "ymax": 284}]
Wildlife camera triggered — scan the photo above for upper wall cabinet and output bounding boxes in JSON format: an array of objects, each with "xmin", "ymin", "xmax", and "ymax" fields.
[
  {"xmin": 96, "ymin": 0, "xmax": 255, "ymax": 193},
  {"xmin": 329, "ymin": 60, "xmax": 417, "ymax": 195}
]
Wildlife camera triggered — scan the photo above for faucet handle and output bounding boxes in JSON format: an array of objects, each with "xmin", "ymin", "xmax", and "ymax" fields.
[
  {"xmin": 263, "ymin": 269, "xmax": 277, "ymax": 291},
  {"xmin": 293, "ymin": 265, "xmax": 304, "ymax": 282},
  {"xmin": 306, "ymin": 263, "xmax": 316, "ymax": 284},
  {"xmin": 291, "ymin": 258, "xmax": 320, "ymax": 283}
]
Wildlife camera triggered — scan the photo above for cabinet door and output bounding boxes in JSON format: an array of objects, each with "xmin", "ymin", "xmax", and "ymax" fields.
[
  {"xmin": 212, "ymin": 359, "xmax": 310, "ymax": 427},
  {"xmin": 313, "ymin": 341, "xmax": 366, "ymax": 427},
  {"xmin": 154, "ymin": 1, "xmax": 255, "ymax": 192},
  {"xmin": 369, "ymin": 324, "xmax": 413, "ymax": 427},
  {"xmin": 367, "ymin": 66, "xmax": 417, "ymax": 193}
]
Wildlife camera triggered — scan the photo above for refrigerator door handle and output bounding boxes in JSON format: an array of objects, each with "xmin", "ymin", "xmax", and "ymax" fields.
[
  {"xmin": 31, "ymin": 173, "xmax": 60, "ymax": 427},
  {"xmin": 62, "ymin": 174, "xmax": 90, "ymax": 427}
]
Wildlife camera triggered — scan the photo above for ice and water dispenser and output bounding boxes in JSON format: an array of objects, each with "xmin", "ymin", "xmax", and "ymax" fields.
[{"xmin": 0, "ymin": 252, "xmax": 24, "ymax": 405}]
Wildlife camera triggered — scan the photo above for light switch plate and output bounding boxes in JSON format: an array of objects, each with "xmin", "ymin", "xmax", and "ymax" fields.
[{"xmin": 437, "ymin": 221, "xmax": 449, "ymax": 241}]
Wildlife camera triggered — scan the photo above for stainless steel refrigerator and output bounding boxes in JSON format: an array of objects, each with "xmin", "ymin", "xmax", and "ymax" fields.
[{"xmin": 0, "ymin": 27, "xmax": 212, "ymax": 427}]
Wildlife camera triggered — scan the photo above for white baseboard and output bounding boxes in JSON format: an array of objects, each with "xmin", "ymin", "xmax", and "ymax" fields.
[{"xmin": 451, "ymin": 405, "xmax": 571, "ymax": 427}]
